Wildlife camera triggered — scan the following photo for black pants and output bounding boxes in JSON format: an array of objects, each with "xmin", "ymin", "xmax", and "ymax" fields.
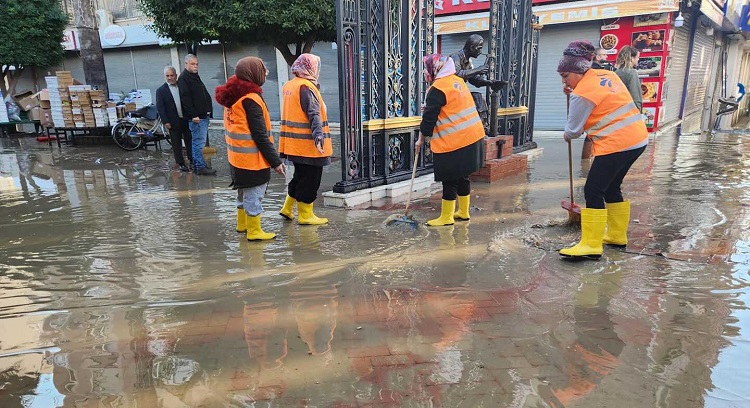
[
  {"xmin": 288, "ymin": 163, "xmax": 323, "ymax": 204},
  {"xmin": 170, "ymin": 118, "xmax": 193, "ymax": 166},
  {"xmin": 442, "ymin": 177, "xmax": 471, "ymax": 201},
  {"xmin": 584, "ymin": 146, "xmax": 646, "ymax": 209}
]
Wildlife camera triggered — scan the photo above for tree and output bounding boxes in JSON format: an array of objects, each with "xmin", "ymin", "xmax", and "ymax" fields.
[
  {"xmin": 0, "ymin": 0, "xmax": 68, "ymax": 96},
  {"xmin": 71, "ymin": 0, "xmax": 108, "ymax": 94},
  {"xmin": 140, "ymin": 0, "xmax": 337, "ymax": 66}
]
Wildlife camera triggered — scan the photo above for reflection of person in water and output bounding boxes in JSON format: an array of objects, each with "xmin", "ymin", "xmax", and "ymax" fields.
[{"xmin": 547, "ymin": 270, "xmax": 626, "ymax": 406}]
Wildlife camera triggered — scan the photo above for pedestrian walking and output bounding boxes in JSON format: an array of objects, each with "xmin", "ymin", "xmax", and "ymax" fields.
[
  {"xmin": 278, "ymin": 53, "xmax": 331, "ymax": 225},
  {"xmin": 557, "ymin": 40, "xmax": 648, "ymax": 259},
  {"xmin": 156, "ymin": 66, "xmax": 193, "ymax": 172},
  {"xmin": 178, "ymin": 54, "xmax": 216, "ymax": 176},
  {"xmin": 215, "ymin": 56, "xmax": 286, "ymax": 240},
  {"xmin": 614, "ymin": 45, "xmax": 643, "ymax": 112},
  {"xmin": 415, "ymin": 54, "xmax": 485, "ymax": 227}
]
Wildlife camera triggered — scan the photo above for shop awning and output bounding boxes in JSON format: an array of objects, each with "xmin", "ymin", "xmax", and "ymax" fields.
[{"xmin": 436, "ymin": 0, "xmax": 679, "ymax": 35}]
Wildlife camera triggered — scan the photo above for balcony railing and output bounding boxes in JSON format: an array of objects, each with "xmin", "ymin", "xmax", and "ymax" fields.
[{"xmin": 101, "ymin": 0, "xmax": 145, "ymax": 20}]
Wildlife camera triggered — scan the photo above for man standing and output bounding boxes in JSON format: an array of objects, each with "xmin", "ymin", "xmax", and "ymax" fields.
[
  {"xmin": 592, "ymin": 48, "xmax": 616, "ymax": 71},
  {"xmin": 178, "ymin": 54, "xmax": 216, "ymax": 175},
  {"xmin": 156, "ymin": 66, "xmax": 192, "ymax": 172}
]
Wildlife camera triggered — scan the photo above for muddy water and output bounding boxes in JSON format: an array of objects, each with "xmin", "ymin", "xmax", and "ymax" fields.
[{"xmin": 0, "ymin": 131, "xmax": 748, "ymax": 407}]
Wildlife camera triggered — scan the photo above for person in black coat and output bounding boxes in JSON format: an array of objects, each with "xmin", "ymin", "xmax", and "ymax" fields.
[
  {"xmin": 178, "ymin": 54, "xmax": 216, "ymax": 175},
  {"xmin": 156, "ymin": 66, "xmax": 192, "ymax": 172}
]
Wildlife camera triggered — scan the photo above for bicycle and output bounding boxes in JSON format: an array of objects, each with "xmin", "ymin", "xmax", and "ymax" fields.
[{"xmin": 111, "ymin": 104, "xmax": 171, "ymax": 151}]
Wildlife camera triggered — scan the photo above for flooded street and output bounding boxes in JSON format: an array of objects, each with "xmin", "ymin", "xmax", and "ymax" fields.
[{"xmin": 1, "ymin": 130, "xmax": 749, "ymax": 407}]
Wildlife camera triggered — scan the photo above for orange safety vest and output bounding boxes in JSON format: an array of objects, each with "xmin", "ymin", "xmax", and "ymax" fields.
[
  {"xmin": 224, "ymin": 93, "xmax": 273, "ymax": 170},
  {"xmin": 573, "ymin": 70, "xmax": 648, "ymax": 156},
  {"xmin": 279, "ymin": 77, "xmax": 332, "ymax": 158},
  {"xmin": 428, "ymin": 75, "xmax": 485, "ymax": 154}
]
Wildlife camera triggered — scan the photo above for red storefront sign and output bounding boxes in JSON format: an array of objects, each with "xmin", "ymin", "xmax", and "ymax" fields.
[{"xmin": 435, "ymin": 0, "xmax": 557, "ymax": 16}]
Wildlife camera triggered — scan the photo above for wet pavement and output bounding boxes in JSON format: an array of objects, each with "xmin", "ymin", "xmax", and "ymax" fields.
[{"xmin": 0, "ymin": 129, "xmax": 749, "ymax": 407}]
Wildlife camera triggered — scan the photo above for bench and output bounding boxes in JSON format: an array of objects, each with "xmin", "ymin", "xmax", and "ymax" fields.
[{"xmin": 0, "ymin": 111, "xmax": 42, "ymax": 137}]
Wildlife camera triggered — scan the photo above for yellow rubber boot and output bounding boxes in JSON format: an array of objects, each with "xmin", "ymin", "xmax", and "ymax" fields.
[
  {"xmin": 298, "ymin": 202, "xmax": 328, "ymax": 225},
  {"xmin": 559, "ymin": 208, "xmax": 607, "ymax": 258},
  {"xmin": 454, "ymin": 195, "xmax": 471, "ymax": 221},
  {"xmin": 245, "ymin": 213, "xmax": 276, "ymax": 241},
  {"xmin": 602, "ymin": 201, "xmax": 630, "ymax": 247},
  {"xmin": 236, "ymin": 208, "xmax": 247, "ymax": 233},
  {"xmin": 426, "ymin": 199, "xmax": 456, "ymax": 226},
  {"xmin": 279, "ymin": 195, "xmax": 296, "ymax": 220}
]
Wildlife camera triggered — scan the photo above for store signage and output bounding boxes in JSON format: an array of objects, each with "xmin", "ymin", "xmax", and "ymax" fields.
[
  {"xmin": 102, "ymin": 24, "xmax": 127, "ymax": 46},
  {"xmin": 436, "ymin": 0, "xmax": 679, "ymax": 34},
  {"xmin": 435, "ymin": 0, "xmax": 556, "ymax": 16},
  {"xmin": 61, "ymin": 30, "xmax": 78, "ymax": 51}
]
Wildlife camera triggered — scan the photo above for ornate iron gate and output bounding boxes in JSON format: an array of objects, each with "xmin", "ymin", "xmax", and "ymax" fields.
[{"xmin": 334, "ymin": 0, "xmax": 538, "ymax": 194}]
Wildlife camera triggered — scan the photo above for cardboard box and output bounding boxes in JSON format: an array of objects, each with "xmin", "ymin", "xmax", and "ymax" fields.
[
  {"xmin": 40, "ymin": 108, "xmax": 54, "ymax": 127},
  {"xmin": 13, "ymin": 90, "xmax": 40, "ymax": 111},
  {"xmin": 29, "ymin": 107, "xmax": 42, "ymax": 121}
]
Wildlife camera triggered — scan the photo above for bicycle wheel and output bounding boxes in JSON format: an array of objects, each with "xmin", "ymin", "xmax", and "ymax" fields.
[{"xmin": 112, "ymin": 122, "xmax": 144, "ymax": 151}]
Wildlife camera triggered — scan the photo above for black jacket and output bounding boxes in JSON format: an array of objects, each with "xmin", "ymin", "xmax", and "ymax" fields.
[
  {"xmin": 177, "ymin": 70, "xmax": 213, "ymax": 119},
  {"xmin": 592, "ymin": 60, "xmax": 616, "ymax": 72},
  {"xmin": 155, "ymin": 83, "xmax": 180, "ymax": 126}
]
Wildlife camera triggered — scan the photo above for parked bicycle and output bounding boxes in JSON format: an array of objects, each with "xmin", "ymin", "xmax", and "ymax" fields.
[{"xmin": 111, "ymin": 104, "xmax": 171, "ymax": 151}]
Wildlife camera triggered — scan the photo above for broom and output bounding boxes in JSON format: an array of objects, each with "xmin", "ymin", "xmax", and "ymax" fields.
[
  {"xmin": 384, "ymin": 144, "xmax": 422, "ymax": 229},
  {"xmin": 561, "ymin": 93, "xmax": 581, "ymax": 224}
]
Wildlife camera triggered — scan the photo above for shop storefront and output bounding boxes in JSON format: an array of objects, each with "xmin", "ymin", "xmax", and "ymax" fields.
[{"xmin": 435, "ymin": 0, "xmax": 681, "ymax": 131}]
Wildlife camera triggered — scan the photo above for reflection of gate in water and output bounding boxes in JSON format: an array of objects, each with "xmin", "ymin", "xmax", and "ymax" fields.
[{"xmin": 334, "ymin": 0, "xmax": 540, "ymax": 193}]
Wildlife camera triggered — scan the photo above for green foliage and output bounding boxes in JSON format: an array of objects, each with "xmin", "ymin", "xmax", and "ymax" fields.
[
  {"xmin": 0, "ymin": 0, "xmax": 68, "ymax": 69},
  {"xmin": 140, "ymin": 0, "xmax": 336, "ymax": 65}
]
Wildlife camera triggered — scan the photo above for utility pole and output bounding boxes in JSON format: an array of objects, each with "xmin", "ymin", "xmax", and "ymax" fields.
[{"xmin": 72, "ymin": 0, "xmax": 108, "ymax": 94}]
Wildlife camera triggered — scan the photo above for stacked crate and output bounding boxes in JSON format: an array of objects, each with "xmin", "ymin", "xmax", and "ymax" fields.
[
  {"xmin": 69, "ymin": 85, "xmax": 93, "ymax": 128},
  {"xmin": 89, "ymin": 90, "xmax": 109, "ymax": 127},
  {"xmin": 46, "ymin": 72, "xmax": 75, "ymax": 128}
]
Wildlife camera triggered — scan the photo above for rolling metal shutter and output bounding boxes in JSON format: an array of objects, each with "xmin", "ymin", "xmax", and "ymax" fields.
[
  {"xmin": 681, "ymin": 18, "xmax": 716, "ymax": 132},
  {"xmin": 62, "ymin": 53, "xmax": 86, "ymax": 85},
  {"xmin": 661, "ymin": 11, "xmax": 691, "ymax": 125},
  {"xmin": 104, "ymin": 49, "xmax": 136, "ymax": 97},
  {"xmin": 131, "ymin": 46, "xmax": 173, "ymax": 100},
  {"xmin": 533, "ymin": 22, "xmax": 601, "ymax": 130}
]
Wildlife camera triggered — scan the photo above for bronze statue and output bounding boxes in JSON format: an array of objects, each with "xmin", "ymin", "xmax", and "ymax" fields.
[
  {"xmin": 449, "ymin": 34, "xmax": 506, "ymax": 91},
  {"xmin": 449, "ymin": 34, "xmax": 506, "ymax": 135}
]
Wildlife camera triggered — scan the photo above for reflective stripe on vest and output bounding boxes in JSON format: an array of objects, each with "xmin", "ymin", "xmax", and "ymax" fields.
[
  {"xmin": 279, "ymin": 77, "xmax": 333, "ymax": 158},
  {"xmin": 429, "ymin": 76, "xmax": 485, "ymax": 153},
  {"xmin": 223, "ymin": 93, "xmax": 273, "ymax": 170},
  {"xmin": 573, "ymin": 70, "xmax": 648, "ymax": 156}
]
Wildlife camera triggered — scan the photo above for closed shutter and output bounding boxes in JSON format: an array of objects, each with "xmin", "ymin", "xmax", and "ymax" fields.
[
  {"xmin": 533, "ymin": 22, "xmax": 601, "ymax": 130},
  {"xmin": 661, "ymin": 11, "xmax": 692, "ymax": 125},
  {"xmin": 179, "ymin": 45, "xmax": 226, "ymax": 119},
  {"xmin": 682, "ymin": 19, "xmax": 716, "ymax": 132},
  {"xmin": 224, "ymin": 44, "xmax": 280, "ymax": 120},
  {"xmin": 104, "ymin": 49, "xmax": 136, "ymax": 97},
  {"xmin": 131, "ymin": 46, "xmax": 173, "ymax": 101}
]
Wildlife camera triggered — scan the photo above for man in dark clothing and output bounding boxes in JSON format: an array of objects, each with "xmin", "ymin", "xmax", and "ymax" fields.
[
  {"xmin": 178, "ymin": 54, "xmax": 216, "ymax": 175},
  {"xmin": 156, "ymin": 66, "xmax": 192, "ymax": 172},
  {"xmin": 592, "ymin": 47, "xmax": 616, "ymax": 71}
]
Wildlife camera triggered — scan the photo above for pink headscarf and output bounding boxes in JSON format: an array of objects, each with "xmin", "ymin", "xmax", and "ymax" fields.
[
  {"xmin": 291, "ymin": 53, "xmax": 321, "ymax": 83},
  {"xmin": 422, "ymin": 54, "xmax": 456, "ymax": 84}
]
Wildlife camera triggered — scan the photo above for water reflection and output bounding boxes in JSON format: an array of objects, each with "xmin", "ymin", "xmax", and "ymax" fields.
[{"xmin": 1, "ymin": 131, "xmax": 750, "ymax": 405}]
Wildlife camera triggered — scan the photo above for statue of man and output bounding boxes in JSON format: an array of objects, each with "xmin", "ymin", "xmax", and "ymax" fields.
[{"xmin": 449, "ymin": 34, "xmax": 506, "ymax": 91}]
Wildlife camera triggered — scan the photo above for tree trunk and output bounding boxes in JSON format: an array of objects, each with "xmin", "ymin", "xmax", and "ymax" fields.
[{"xmin": 72, "ymin": 0, "xmax": 108, "ymax": 94}]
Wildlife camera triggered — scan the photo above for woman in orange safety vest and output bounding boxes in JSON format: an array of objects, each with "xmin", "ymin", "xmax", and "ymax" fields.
[
  {"xmin": 278, "ymin": 54, "xmax": 332, "ymax": 225},
  {"xmin": 557, "ymin": 41, "xmax": 648, "ymax": 259},
  {"xmin": 215, "ymin": 57, "xmax": 286, "ymax": 241},
  {"xmin": 415, "ymin": 54, "xmax": 486, "ymax": 226}
]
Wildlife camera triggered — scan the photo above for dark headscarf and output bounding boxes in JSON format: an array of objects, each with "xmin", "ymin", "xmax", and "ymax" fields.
[
  {"xmin": 557, "ymin": 40, "xmax": 595, "ymax": 74},
  {"xmin": 235, "ymin": 56, "xmax": 267, "ymax": 86}
]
